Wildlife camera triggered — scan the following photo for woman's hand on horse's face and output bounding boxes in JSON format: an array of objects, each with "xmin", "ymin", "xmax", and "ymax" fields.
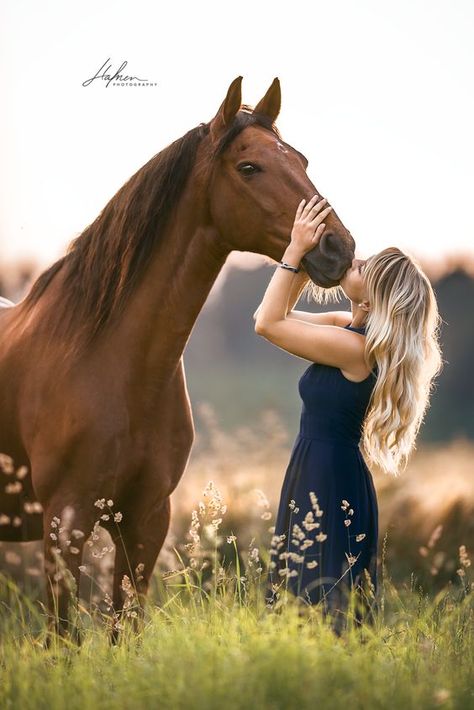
[{"xmin": 289, "ymin": 194, "xmax": 333, "ymax": 257}]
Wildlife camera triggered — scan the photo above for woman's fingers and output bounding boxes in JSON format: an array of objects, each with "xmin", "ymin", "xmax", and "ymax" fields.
[
  {"xmin": 309, "ymin": 205, "xmax": 333, "ymax": 224},
  {"xmin": 301, "ymin": 193, "xmax": 321, "ymax": 218},
  {"xmin": 302, "ymin": 194, "xmax": 332, "ymax": 219},
  {"xmin": 295, "ymin": 198, "xmax": 306, "ymax": 221},
  {"xmin": 313, "ymin": 222, "xmax": 327, "ymax": 240}
]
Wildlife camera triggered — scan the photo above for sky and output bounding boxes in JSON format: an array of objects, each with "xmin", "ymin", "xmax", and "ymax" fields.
[{"xmin": 1, "ymin": 0, "xmax": 473, "ymax": 287}]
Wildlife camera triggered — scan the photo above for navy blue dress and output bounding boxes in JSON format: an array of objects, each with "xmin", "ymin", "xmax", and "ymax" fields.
[{"xmin": 266, "ymin": 323, "xmax": 379, "ymax": 627}]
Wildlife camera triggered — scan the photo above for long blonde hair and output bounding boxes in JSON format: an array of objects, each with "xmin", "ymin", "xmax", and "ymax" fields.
[
  {"xmin": 361, "ymin": 247, "xmax": 443, "ymax": 476},
  {"xmin": 305, "ymin": 247, "xmax": 444, "ymax": 477}
]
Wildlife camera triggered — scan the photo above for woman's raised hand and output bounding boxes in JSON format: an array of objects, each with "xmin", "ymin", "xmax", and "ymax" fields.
[{"xmin": 289, "ymin": 194, "xmax": 333, "ymax": 256}]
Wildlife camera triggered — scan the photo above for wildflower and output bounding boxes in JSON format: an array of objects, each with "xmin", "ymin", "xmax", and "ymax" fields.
[
  {"xmin": 72, "ymin": 529, "xmax": 85, "ymax": 539},
  {"xmin": 306, "ymin": 560, "xmax": 318, "ymax": 569},
  {"xmin": 316, "ymin": 532, "xmax": 328, "ymax": 542},
  {"xmin": 227, "ymin": 534, "xmax": 237, "ymax": 543},
  {"xmin": 100, "ymin": 514, "xmax": 110, "ymax": 521},
  {"xmin": 289, "ymin": 499, "xmax": 296, "ymax": 510},
  {"xmin": 114, "ymin": 512, "xmax": 123, "ymax": 523},
  {"xmin": 427, "ymin": 524, "xmax": 443, "ymax": 549},
  {"xmin": 92, "ymin": 545, "xmax": 114, "ymax": 559},
  {"xmin": 459, "ymin": 545, "xmax": 471, "ymax": 568},
  {"xmin": 345, "ymin": 552, "xmax": 358, "ymax": 566},
  {"xmin": 91, "ymin": 521, "xmax": 100, "ymax": 540},
  {"xmin": 261, "ymin": 511, "xmax": 272, "ymax": 521},
  {"xmin": 344, "ymin": 519, "xmax": 351, "ymax": 527},
  {"xmin": 356, "ymin": 533, "xmax": 366, "ymax": 542},
  {"xmin": 5, "ymin": 481, "xmax": 22, "ymax": 494},
  {"xmin": 121, "ymin": 575, "xmax": 134, "ymax": 596},
  {"xmin": 107, "ymin": 499, "xmax": 114, "ymax": 507},
  {"xmin": 16, "ymin": 465, "xmax": 29, "ymax": 479},
  {"xmin": 255, "ymin": 489, "xmax": 270, "ymax": 508},
  {"xmin": 292, "ymin": 523, "xmax": 305, "ymax": 541},
  {"xmin": 94, "ymin": 498, "xmax": 106, "ymax": 509},
  {"xmin": 289, "ymin": 552, "xmax": 304, "ymax": 564},
  {"xmin": 341, "ymin": 499, "xmax": 350, "ymax": 511},
  {"xmin": 50, "ymin": 532, "xmax": 57, "ymax": 541},
  {"xmin": 24, "ymin": 501, "xmax": 43, "ymax": 514},
  {"xmin": 202, "ymin": 480, "xmax": 225, "ymax": 516},
  {"xmin": 70, "ymin": 547, "xmax": 80, "ymax": 555},
  {"xmin": 0, "ymin": 453, "xmax": 14, "ymax": 473}
]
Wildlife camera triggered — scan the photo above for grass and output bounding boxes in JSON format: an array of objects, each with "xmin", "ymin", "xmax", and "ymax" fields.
[
  {"xmin": 1, "ymin": 406, "xmax": 474, "ymax": 709},
  {"xmin": 0, "ymin": 560, "xmax": 473, "ymax": 710}
]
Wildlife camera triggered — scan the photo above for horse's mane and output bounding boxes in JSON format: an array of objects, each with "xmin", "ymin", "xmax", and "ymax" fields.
[{"xmin": 19, "ymin": 106, "xmax": 281, "ymax": 356}]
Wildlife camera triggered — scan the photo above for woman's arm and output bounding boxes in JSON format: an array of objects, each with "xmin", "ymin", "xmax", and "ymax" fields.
[
  {"xmin": 253, "ymin": 265, "xmax": 352, "ymax": 327},
  {"xmin": 283, "ymin": 269, "xmax": 352, "ymax": 326},
  {"xmin": 287, "ymin": 309, "xmax": 353, "ymax": 326},
  {"xmin": 253, "ymin": 268, "xmax": 309, "ymax": 321}
]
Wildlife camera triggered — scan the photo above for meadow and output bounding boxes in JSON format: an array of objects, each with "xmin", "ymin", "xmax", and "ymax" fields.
[{"xmin": 0, "ymin": 403, "xmax": 473, "ymax": 709}]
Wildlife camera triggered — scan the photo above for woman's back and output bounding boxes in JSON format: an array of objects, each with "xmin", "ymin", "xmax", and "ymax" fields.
[{"xmin": 298, "ymin": 323, "xmax": 378, "ymax": 448}]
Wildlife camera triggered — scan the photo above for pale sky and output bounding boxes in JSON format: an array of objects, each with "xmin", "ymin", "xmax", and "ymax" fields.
[{"xmin": 1, "ymin": 0, "xmax": 473, "ymax": 284}]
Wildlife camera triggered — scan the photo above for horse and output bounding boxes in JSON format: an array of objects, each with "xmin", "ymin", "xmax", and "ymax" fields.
[{"xmin": 0, "ymin": 76, "xmax": 356, "ymax": 639}]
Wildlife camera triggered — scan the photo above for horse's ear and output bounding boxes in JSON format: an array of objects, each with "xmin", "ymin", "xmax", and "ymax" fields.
[
  {"xmin": 209, "ymin": 76, "xmax": 243, "ymax": 141},
  {"xmin": 253, "ymin": 77, "xmax": 281, "ymax": 123}
]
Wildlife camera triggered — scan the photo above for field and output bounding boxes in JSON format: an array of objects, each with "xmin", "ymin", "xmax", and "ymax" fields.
[{"xmin": 0, "ymin": 404, "xmax": 473, "ymax": 709}]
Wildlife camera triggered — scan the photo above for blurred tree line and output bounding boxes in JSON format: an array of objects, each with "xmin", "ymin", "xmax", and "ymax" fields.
[{"xmin": 0, "ymin": 259, "xmax": 471, "ymax": 444}]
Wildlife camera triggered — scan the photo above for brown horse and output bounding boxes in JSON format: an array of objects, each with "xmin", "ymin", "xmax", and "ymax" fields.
[{"xmin": 0, "ymin": 76, "xmax": 355, "ymax": 636}]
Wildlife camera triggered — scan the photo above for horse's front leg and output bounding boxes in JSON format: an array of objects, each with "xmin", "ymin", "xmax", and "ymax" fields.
[
  {"xmin": 110, "ymin": 495, "xmax": 171, "ymax": 643},
  {"xmin": 42, "ymin": 495, "xmax": 96, "ymax": 645}
]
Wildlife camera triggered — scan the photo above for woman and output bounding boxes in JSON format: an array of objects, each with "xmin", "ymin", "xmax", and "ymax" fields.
[{"xmin": 254, "ymin": 194, "xmax": 443, "ymax": 631}]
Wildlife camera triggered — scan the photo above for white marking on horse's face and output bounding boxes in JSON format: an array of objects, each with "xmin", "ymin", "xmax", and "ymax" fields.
[{"xmin": 276, "ymin": 141, "xmax": 288, "ymax": 154}]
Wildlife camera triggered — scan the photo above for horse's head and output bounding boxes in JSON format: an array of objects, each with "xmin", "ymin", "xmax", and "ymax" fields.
[{"xmin": 205, "ymin": 76, "xmax": 355, "ymax": 288}]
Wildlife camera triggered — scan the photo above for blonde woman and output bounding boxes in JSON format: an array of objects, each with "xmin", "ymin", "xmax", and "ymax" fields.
[{"xmin": 254, "ymin": 194, "xmax": 443, "ymax": 631}]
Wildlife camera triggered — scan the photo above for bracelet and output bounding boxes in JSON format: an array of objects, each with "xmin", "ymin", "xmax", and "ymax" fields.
[{"xmin": 279, "ymin": 260, "xmax": 300, "ymax": 273}]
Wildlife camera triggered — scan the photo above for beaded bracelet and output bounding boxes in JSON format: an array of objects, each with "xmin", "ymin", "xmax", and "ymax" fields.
[{"xmin": 279, "ymin": 260, "xmax": 300, "ymax": 273}]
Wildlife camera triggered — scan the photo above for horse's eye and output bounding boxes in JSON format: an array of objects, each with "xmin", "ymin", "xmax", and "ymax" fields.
[{"xmin": 237, "ymin": 163, "xmax": 260, "ymax": 176}]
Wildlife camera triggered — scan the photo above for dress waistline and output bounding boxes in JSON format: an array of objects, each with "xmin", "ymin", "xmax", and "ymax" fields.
[{"xmin": 296, "ymin": 432, "xmax": 361, "ymax": 449}]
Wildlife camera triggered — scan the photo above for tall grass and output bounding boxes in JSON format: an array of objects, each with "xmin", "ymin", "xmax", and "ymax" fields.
[{"xmin": 0, "ymin": 404, "xmax": 473, "ymax": 708}]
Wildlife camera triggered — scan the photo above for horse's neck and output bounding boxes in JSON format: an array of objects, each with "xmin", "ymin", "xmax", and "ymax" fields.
[{"xmin": 116, "ymin": 219, "xmax": 229, "ymax": 375}]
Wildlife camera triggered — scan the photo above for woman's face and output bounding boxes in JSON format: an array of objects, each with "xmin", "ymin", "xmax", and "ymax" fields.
[{"xmin": 339, "ymin": 257, "xmax": 370, "ymax": 303}]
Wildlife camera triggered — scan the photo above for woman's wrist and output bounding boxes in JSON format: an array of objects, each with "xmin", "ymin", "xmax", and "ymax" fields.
[{"xmin": 282, "ymin": 245, "xmax": 305, "ymax": 269}]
